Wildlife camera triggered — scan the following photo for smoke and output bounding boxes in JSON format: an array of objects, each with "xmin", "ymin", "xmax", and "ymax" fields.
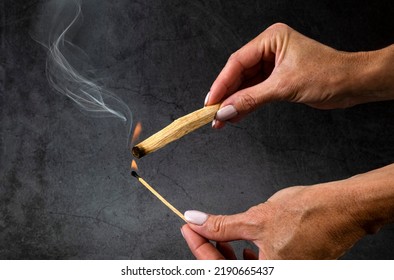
[{"xmin": 36, "ymin": 0, "xmax": 132, "ymax": 137}]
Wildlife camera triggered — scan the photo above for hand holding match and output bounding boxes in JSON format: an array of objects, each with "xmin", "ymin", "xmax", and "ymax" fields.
[{"xmin": 132, "ymin": 104, "xmax": 220, "ymax": 158}]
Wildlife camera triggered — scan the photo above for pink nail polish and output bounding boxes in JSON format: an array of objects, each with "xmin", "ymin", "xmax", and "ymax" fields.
[
  {"xmin": 204, "ymin": 91, "xmax": 210, "ymax": 106},
  {"xmin": 184, "ymin": 210, "xmax": 208, "ymax": 225},
  {"xmin": 216, "ymin": 105, "xmax": 238, "ymax": 121}
]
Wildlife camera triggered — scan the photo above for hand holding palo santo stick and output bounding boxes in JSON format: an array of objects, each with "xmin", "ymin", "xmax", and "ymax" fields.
[{"xmin": 132, "ymin": 104, "xmax": 220, "ymax": 158}]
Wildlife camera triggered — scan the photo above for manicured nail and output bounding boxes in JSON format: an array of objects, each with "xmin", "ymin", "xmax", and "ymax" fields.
[
  {"xmin": 184, "ymin": 210, "xmax": 208, "ymax": 225},
  {"xmin": 212, "ymin": 119, "xmax": 216, "ymax": 128},
  {"xmin": 216, "ymin": 105, "xmax": 238, "ymax": 121},
  {"xmin": 204, "ymin": 91, "xmax": 210, "ymax": 106}
]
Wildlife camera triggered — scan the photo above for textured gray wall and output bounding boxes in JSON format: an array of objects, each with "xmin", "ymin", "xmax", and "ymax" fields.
[{"xmin": 1, "ymin": 0, "xmax": 394, "ymax": 259}]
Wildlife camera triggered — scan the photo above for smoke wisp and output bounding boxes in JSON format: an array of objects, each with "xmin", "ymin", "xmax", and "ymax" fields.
[{"xmin": 37, "ymin": 0, "xmax": 132, "ymax": 134}]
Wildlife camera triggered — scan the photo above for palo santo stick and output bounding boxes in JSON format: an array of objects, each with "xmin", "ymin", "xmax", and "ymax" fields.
[
  {"xmin": 132, "ymin": 104, "xmax": 220, "ymax": 158},
  {"xmin": 131, "ymin": 171, "xmax": 186, "ymax": 222}
]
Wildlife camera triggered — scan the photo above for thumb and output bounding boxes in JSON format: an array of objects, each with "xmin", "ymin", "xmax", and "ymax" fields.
[
  {"xmin": 184, "ymin": 210, "xmax": 255, "ymax": 242},
  {"xmin": 216, "ymin": 77, "xmax": 279, "ymax": 123}
]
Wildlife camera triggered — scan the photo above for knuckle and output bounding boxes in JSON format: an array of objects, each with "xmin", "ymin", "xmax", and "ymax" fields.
[
  {"xmin": 209, "ymin": 215, "xmax": 227, "ymax": 234},
  {"xmin": 262, "ymin": 23, "xmax": 291, "ymax": 40},
  {"xmin": 268, "ymin": 22, "xmax": 290, "ymax": 32},
  {"xmin": 228, "ymin": 51, "xmax": 240, "ymax": 62},
  {"xmin": 237, "ymin": 92, "xmax": 258, "ymax": 112},
  {"xmin": 245, "ymin": 203, "xmax": 271, "ymax": 230}
]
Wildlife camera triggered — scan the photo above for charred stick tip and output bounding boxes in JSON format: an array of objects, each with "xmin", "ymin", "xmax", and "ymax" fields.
[{"xmin": 132, "ymin": 146, "xmax": 144, "ymax": 159}]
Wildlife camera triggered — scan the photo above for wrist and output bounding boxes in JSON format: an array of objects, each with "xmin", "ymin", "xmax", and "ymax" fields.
[
  {"xmin": 339, "ymin": 164, "xmax": 394, "ymax": 234},
  {"xmin": 339, "ymin": 45, "xmax": 394, "ymax": 105}
]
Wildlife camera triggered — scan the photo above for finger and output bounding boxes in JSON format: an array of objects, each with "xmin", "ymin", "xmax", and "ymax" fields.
[
  {"xmin": 184, "ymin": 210, "xmax": 255, "ymax": 242},
  {"xmin": 212, "ymin": 119, "xmax": 225, "ymax": 129},
  {"xmin": 181, "ymin": 224, "xmax": 225, "ymax": 260},
  {"xmin": 259, "ymin": 250, "xmax": 268, "ymax": 260},
  {"xmin": 216, "ymin": 242, "xmax": 237, "ymax": 260},
  {"xmin": 215, "ymin": 76, "xmax": 279, "ymax": 123},
  {"xmin": 243, "ymin": 248, "xmax": 258, "ymax": 260},
  {"xmin": 208, "ymin": 34, "xmax": 275, "ymax": 106}
]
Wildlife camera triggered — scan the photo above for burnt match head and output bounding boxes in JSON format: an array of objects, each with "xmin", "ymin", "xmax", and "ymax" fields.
[{"xmin": 131, "ymin": 170, "xmax": 140, "ymax": 178}]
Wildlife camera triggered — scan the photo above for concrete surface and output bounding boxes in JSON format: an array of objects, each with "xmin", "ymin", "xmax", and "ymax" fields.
[{"xmin": 1, "ymin": 0, "xmax": 394, "ymax": 259}]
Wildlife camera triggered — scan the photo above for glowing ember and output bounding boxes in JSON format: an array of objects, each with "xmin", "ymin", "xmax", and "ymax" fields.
[
  {"xmin": 131, "ymin": 159, "xmax": 138, "ymax": 170},
  {"xmin": 131, "ymin": 122, "xmax": 142, "ymax": 145}
]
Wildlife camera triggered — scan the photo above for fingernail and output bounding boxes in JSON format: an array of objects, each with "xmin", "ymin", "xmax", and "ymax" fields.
[
  {"xmin": 216, "ymin": 105, "xmax": 238, "ymax": 121},
  {"xmin": 212, "ymin": 119, "xmax": 216, "ymax": 128},
  {"xmin": 184, "ymin": 210, "xmax": 208, "ymax": 225},
  {"xmin": 180, "ymin": 227, "xmax": 185, "ymax": 238},
  {"xmin": 204, "ymin": 91, "xmax": 210, "ymax": 106}
]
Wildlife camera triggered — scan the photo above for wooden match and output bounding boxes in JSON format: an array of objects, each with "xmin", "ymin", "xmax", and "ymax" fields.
[
  {"xmin": 132, "ymin": 104, "xmax": 221, "ymax": 158},
  {"xmin": 131, "ymin": 171, "xmax": 186, "ymax": 222}
]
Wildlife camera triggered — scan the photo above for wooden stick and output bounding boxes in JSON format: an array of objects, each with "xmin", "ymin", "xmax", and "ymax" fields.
[
  {"xmin": 131, "ymin": 171, "xmax": 186, "ymax": 222},
  {"xmin": 132, "ymin": 104, "xmax": 220, "ymax": 158}
]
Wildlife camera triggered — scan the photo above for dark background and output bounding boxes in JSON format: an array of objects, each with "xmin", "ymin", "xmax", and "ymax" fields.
[{"xmin": 1, "ymin": 0, "xmax": 394, "ymax": 259}]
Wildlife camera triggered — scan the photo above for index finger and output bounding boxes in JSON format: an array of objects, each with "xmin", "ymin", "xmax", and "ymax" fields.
[{"xmin": 181, "ymin": 224, "xmax": 225, "ymax": 260}]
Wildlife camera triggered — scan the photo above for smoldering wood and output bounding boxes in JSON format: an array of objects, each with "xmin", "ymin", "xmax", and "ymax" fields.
[{"xmin": 132, "ymin": 104, "xmax": 220, "ymax": 158}]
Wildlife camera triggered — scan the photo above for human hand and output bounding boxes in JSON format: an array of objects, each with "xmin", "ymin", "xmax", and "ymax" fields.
[
  {"xmin": 181, "ymin": 224, "xmax": 258, "ymax": 260},
  {"xmin": 182, "ymin": 182, "xmax": 371, "ymax": 259},
  {"xmin": 181, "ymin": 164, "xmax": 394, "ymax": 260},
  {"xmin": 207, "ymin": 23, "xmax": 394, "ymax": 128}
]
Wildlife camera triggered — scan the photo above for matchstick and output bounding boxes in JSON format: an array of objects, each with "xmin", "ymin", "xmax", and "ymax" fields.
[
  {"xmin": 132, "ymin": 104, "xmax": 221, "ymax": 158},
  {"xmin": 131, "ymin": 171, "xmax": 186, "ymax": 222}
]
